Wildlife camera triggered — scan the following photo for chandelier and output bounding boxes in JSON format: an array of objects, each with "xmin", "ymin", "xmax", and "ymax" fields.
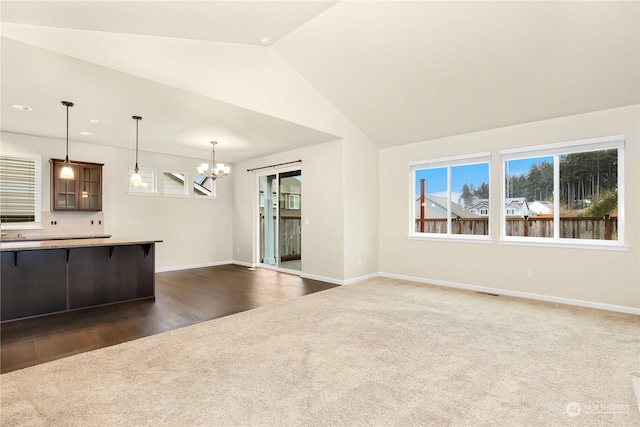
[{"xmin": 197, "ymin": 141, "xmax": 230, "ymax": 180}]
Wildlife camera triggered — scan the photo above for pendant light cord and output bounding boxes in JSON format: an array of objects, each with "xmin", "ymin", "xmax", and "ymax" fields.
[
  {"xmin": 133, "ymin": 116, "xmax": 142, "ymax": 172},
  {"xmin": 61, "ymin": 101, "xmax": 74, "ymax": 163}
]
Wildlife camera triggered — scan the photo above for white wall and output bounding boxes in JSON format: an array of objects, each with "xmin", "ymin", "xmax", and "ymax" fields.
[
  {"xmin": 1, "ymin": 132, "xmax": 234, "ymax": 270},
  {"xmin": 379, "ymin": 105, "xmax": 640, "ymax": 311}
]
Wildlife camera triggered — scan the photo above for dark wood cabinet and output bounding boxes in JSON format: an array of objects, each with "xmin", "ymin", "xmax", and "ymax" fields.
[
  {"xmin": 1, "ymin": 249, "xmax": 67, "ymax": 321},
  {"xmin": 51, "ymin": 159, "xmax": 103, "ymax": 211}
]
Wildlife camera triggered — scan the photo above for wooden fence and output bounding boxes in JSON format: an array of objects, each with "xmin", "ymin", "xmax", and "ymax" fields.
[
  {"xmin": 415, "ymin": 216, "xmax": 618, "ymax": 240},
  {"xmin": 260, "ymin": 215, "xmax": 301, "ymax": 262}
]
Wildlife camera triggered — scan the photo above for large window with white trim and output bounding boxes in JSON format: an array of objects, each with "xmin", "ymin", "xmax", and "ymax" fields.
[
  {"xmin": 410, "ymin": 153, "xmax": 490, "ymax": 238},
  {"xmin": 501, "ymin": 135, "xmax": 624, "ymax": 245},
  {"xmin": 0, "ymin": 154, "xmax": 41, "ymax": 227}
]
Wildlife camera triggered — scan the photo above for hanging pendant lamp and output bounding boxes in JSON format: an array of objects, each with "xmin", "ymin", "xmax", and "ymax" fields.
[
  {"xmin": 131, "ymin": 116, "xmax": 142, "ymax": 186},
  {"xmin": 60, "ymin": 101, "xmax": 75, "ymax": 179}
]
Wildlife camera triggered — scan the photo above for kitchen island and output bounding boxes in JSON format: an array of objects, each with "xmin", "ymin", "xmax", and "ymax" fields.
[{"xmin": 1, "ymin": 238, "xmax": 161, "ymax": 322}]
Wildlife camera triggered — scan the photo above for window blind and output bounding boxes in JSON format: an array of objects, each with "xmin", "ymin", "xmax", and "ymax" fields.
[{"xmin": 0, "ymin": 155, "xmax": 41, "ymax": 223}]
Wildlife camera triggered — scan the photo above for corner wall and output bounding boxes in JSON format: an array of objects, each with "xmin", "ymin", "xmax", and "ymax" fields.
[{"xmin": 378, "ymin": 105, "xmax": 640, "ymax": 311}]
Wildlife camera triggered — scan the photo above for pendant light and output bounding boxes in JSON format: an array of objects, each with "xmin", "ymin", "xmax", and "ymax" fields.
[
  {"xmin": 60, "ymin": 101, "xmax": 75, "ymax": 179},
  {"xmin": 131, "ymin": 115, "xmax": 142, "ymax": 186}
]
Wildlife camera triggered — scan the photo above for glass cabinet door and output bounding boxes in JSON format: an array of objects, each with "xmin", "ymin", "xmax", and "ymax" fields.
[
  {"xmin": 54, "ymin": 162, "xmax": 78, "ymax": 209},
  {"xmin": 81, "ymin": 165, "xmax": 101, "ymax": 210},
  {"xmin": 51, "ymin": 159, "xmax": 103, "ymax": 211}
]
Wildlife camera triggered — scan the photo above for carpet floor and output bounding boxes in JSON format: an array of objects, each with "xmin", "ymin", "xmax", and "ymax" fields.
[{"xmin": 1, "ymin": 277, "xmax": 639, "ymax": 426}]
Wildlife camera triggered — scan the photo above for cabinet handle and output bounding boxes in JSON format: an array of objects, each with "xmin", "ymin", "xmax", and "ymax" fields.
[
  {"xmin": 108, "ymin": 246, "xmax": 114, "ymax": 260},
  {"xmin": 13, "ymin": 251, "xmax": 18, "ymax": 267}
]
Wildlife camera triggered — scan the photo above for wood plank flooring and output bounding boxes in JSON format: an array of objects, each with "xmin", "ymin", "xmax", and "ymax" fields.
[{"xmin": 1, "ymin": 264, "xmax": 337, "ymax": 374}]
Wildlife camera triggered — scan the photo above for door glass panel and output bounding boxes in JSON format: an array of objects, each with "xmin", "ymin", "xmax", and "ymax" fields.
[
  {"xmin": 278, "ymin": 170, "xmax": 301, "ymax": 271},
  {"xmin": 259, "ymin": 174, "xmax": 277, "ymax": 265},
  {"xmin": 258, "ymin": 170, "xmax": 302, "ymax": 272}
]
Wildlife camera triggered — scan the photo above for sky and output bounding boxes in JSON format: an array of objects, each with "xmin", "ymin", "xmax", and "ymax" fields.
[
  {"xmin": 506, "ymin": 156, "xmax": 553, "ymax": 177},
  {"xmin": 415, "ymin": 163, "xmax": 489, "ymax": 196},
  {"xmin": 414, "ymin": 156, "xmax": 553, "ymax": 198}
]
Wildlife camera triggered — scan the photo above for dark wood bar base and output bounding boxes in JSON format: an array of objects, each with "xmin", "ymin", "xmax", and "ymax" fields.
[{"xmin": 1, "ymin": 242, "xmax": 157, "ymax": 322}]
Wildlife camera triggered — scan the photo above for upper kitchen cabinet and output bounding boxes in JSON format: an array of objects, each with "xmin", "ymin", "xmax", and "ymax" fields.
[{"xmin": 51, "ymin": 159, "xmax": 103, "ymax": 211}]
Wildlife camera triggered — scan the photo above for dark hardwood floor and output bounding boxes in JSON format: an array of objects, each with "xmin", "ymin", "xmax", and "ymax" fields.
[{"xmin": 1, "ymin": 264, "xmax": 337, "ymax": 374}]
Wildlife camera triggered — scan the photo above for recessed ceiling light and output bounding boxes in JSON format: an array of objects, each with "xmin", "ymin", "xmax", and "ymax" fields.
[
  {"xmin": 11, "ymin": 104, "xmax": 33, "ymax": 111},
  {"xmin": 79, "ymin": 131, "xmax": 92, "ymax": 136},
  {"xmin": 260, "ymin": 37, "xmax": 271, "ymax": 46},
  {"xmin": 89, "ymin": 119, "xmax": 102, "ymax": 124}
]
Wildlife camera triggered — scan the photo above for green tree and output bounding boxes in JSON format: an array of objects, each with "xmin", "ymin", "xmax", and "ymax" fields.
[
  {"xmin": 459, "ymin": 183, "xmax": 474, "ymax": 206},
  {"xmin": 474, "ymin": 182, "xmax": 489, "ymax": 199},
  {"xmin": 578, "ymin": 190, "xmax": 617, "ymax": 217}
]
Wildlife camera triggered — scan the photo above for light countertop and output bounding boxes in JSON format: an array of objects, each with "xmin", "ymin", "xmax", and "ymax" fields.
[
  {"xmin": 0, "ymin": 237, "xmax": 162, "ymax": 252},
  {"xmin": 1, "ymin": 234, "xmax": 111, "ymax": 242}
]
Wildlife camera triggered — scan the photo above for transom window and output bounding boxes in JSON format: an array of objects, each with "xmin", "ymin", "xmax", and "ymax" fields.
[
  {"xmin": 163, "ymin": 171, "xmax": 188, "ymax": 196},
  {"xmin": 128, "ymin": 167, "xmax": 157, "ymax": 194},
  {"xmin": 193, "ymin": 174, "xmax": 216, "ymax": 197}
]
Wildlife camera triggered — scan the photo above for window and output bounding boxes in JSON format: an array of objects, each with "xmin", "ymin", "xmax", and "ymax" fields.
[
  {"xmin": 288, "ymin": 194, "xmax": 300, "ymax": 209},
  {"xmin": 128, "ymin": 168, "xmax": 157, "ymax": 194},
  {"xmin": 193, "ymin": 174, "xmax": 216, "ymax": 197},
  {"xmin": 163, "ymin": 172, "xmax": 188, "ymax": 196},
  {"xmin": 0, "ymin": 154, "xmax": 41, "ymax": 227},
  {"xmin": 501, "ymin": 135, "xmax": 624, "ymax": 245},
  {"xmin": 410, "ymin": 153, "xmax": 490, "ymax": 238}
]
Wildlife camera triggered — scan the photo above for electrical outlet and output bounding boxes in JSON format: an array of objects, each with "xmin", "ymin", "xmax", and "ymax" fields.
[
  {"xmin": 527, "ymin": 270, "xmax": 533, "ymax": 279},
  {"xmin": 91, "ymin": 220, "xmax": 94, "ymax": 225}
]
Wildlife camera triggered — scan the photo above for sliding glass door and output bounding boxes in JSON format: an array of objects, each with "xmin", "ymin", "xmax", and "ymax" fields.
[{"xmin": 258, "ymin": 169, "xmax": 302, "ymax": 272}]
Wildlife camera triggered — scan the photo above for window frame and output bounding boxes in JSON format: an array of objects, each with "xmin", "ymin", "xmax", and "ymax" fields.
[
  {"xmin": 193, "ymin": 174, "xmax": 217, "ymax": 198},
  {"xmin": 409, "ymin": 152, "xmax": 491, "ymax": 242},
  {"xmin": 500, "ymin": 135, "xmax": 626, "ymax": 250},
  {"xmin": 288, "ymin": 194, "xmax": 300, "ymax": 210},
  {"xmin": 162, "ymin": 171, "xmax": 189, "ymax": 197},
  {"xmin": 0, "ymin": 153, "xmax": 42, "ymax": 229},
  {"xmin": 127, "ymin": 167, "xmax": 158, "ymax": 195}
]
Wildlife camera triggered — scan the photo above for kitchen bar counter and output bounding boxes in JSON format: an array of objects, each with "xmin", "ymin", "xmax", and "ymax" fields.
[
  {"xmin": 0, "ymin": 237, "xmax": 160, "ymax": 251},
  {"xmin": 0, "ymin": 234, "xmax": 112, "ymax": 243},
  {"xmin": 1, "ymin": 237, "xmax": 162, "ymax": 322}
]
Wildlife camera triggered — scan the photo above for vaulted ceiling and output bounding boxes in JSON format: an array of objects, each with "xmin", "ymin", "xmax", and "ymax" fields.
[{"xmin": 2, "ymin": 1, "xmax": 638, "ymax": 163}]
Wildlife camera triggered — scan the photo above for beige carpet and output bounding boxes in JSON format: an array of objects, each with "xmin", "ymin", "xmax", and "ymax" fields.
[{"xmin": 1, "ymin": 277, "xmax": 639, "ymax": 426}]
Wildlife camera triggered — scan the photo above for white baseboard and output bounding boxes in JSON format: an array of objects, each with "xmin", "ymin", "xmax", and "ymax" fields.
[
  {"xmin": 232, "ymin": 260, "xmax": 255, "ymax": 268},
  {"xmin": 379, "ymin": 272, "xmax": 640, "ymax": 315},
  {"xmin": 299, "ymin": 273, "xmax": 345, "ymax": 286},
  {"xmin": 343, "ymin": 272, "xmax": 380, "ymax": 285},
  {"xmin": 155, "ymin": 260, "xmax": 234, "ymax": 273}
]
